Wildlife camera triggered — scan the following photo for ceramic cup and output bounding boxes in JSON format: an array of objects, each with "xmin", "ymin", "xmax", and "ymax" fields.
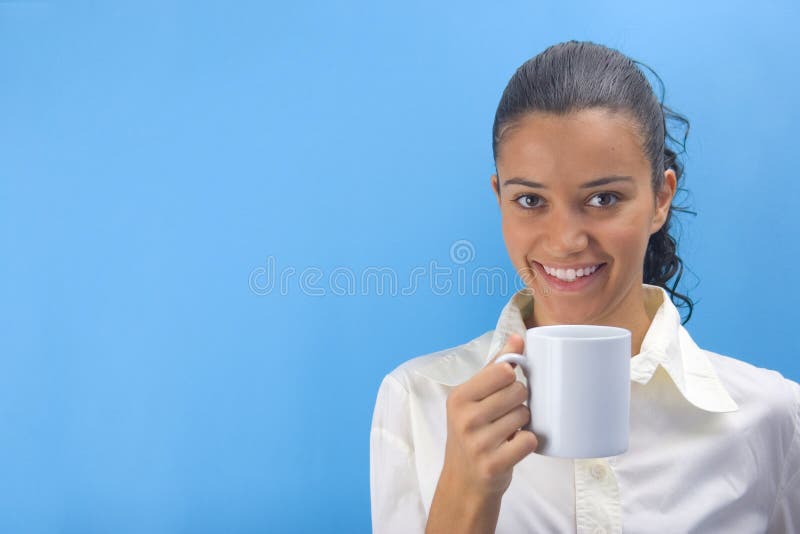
[{"xmin": 494, "ymin": 325, "xmax": 631, "ymax": 458}]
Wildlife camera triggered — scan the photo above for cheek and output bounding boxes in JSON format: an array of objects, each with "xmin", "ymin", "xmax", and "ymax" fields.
[
  {"xmin": 597, "ymin": 213, "xmax": 652, "ymax": 259},
  {"xmin": 501, "ymin": 213, "xmax": 536, "ymax": 249}
]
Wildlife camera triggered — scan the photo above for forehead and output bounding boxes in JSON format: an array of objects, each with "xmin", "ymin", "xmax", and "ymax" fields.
[{"xmin": 496, "ymin": 108, "xmax": 650, "ymax": 181}]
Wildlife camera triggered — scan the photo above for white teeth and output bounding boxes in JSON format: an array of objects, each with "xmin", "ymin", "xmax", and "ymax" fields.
[{"xmin": 543, "ymin": 263, "xmax": 601, "ymax": 282}]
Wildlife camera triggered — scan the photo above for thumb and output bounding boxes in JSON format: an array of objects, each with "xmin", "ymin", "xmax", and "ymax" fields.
[{"xmin": 489, "ymin": 332, "xmax": 525, "ymax": 364}]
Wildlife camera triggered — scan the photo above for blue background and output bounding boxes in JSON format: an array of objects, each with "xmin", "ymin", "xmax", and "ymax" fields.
[{"xmin": 2, "ymin": 1, "xmax": 798, "ymax": 532}]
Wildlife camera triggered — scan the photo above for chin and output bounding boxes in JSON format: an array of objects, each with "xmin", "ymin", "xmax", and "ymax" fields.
[{"xmin": 543, "ymin": 301, "xmax": 601, "ymax": 323}]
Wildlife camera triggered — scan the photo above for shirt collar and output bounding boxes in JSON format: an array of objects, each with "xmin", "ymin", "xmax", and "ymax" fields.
[{"xmin": 416, "ymin": 284, "xmax": 739, "ymax": 413}]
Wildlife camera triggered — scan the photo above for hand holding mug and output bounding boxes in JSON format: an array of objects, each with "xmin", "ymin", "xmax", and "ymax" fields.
[{"xmin": 439, "ymin": 333, "xmax": 539, "ymax": 498}]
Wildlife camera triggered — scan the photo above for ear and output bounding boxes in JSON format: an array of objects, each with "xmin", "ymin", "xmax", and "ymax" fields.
[
  {"xmin": 650, "ymin": 169, "xmax": 677, "ymax": 235},
  {"xmin": 491, "ymin": 174, "xmax": 501, "ymax": 206}
]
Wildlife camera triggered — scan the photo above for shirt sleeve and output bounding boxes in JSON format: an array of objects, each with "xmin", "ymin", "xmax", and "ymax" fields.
[
  {"xmin": 370, "ymin": 373, "xmax": 427, "ymax": 534},
  {"xmin": 766, "ymin": 379, "xmax": 800, "ymax": 534}
]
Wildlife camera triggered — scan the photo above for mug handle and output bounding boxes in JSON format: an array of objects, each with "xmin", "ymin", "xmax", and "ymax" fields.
[
  {"xmin": 494, "ymin": 352, "xmax": 528, "ymax": 374},
  {"xmin": 493, "ymin": 352, "xmax": 532, "ymax": 433}
]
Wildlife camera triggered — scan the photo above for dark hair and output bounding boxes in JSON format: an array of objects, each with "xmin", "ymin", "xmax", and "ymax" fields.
[{"xmin": 492, "ymin": 40, "xmax": 697, "ymax": 324}]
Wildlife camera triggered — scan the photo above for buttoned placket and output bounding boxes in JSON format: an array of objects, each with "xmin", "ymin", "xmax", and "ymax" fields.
[{"xmin": 574, "ymin": 457, "xmax": 622, "ymax": 534}]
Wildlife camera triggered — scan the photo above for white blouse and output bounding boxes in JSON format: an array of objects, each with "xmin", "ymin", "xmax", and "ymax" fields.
[{"xmin": 370, "ymin": 284, "xmax": 800, "ymax": 533}]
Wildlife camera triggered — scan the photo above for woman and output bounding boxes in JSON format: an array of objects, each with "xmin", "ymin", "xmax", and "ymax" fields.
[{"xmin": 370, "ymin": 41, "xmax": 799, "ymax": 533}]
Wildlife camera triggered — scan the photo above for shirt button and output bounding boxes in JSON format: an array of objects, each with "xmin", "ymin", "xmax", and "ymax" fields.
[
  {"xmin": 593, "ymin": 528, "xmax": 607, "ymax": 534},
  {"xmin": 590, "ymin": 463, "xmax": 607, "ymax": 480}
]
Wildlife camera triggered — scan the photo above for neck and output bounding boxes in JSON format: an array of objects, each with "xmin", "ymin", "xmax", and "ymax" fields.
[{"xmin": 523, "ymin": 283, "xmax": 655, "ymax": 357}]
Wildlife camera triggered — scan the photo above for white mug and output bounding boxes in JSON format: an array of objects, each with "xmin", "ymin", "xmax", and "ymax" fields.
[{"xmin": 494, "ymin": 325, "xmax": 631, "ymax": 458}]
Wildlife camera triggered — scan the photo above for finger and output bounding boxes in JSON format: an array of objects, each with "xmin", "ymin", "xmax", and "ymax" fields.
[
  {"xmin": 479, "ymin": 379, "xmax": 529, "ymax": 424},
  {"xmin": 470, "ymin": 404, "xmax": 530, "ymax": 453},
  {"xmin": 480, "ymin": 404, "xmax": 530, "ymax": 450},
  {"xmin": 495, "ymin": 429, "xmax": 539, "ymax": 467},
  {"xmin": 458, "ymin": 333, "xmax": 525, "ymax": 402},
  {"xmin": 459, "ymin": 359, "xmax": 517, "ymax": 402}
]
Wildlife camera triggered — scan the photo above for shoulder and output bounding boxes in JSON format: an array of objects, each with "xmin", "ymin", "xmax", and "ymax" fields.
[
  {"xmin": 382, "ymin": 330, "xmax": 495, "ymax": 393},
  {"xmin": 370, "ymin": 330, "xmax": 495, "ymax": 434},
  {"xmin": 705, "ymin": 349, "xmax": 800, "ymax": 431},
  {"xmin": 702, "ymin": 349, "xmax": 800, "ymax": 519},
  {"xmin": 706, "ymin": 348, "xmax": 799, "ymax": 402}
]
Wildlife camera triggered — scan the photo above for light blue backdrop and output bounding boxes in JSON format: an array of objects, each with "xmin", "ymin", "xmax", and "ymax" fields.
[{"xmin": 2, "ymin": 1, "xmax": 798, "ymax": 532}]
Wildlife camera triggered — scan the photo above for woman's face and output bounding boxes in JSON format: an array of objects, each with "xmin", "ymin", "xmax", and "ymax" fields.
[{"xmin": 491, "ymin": 108, "xmax": 676, "ymax": 326}]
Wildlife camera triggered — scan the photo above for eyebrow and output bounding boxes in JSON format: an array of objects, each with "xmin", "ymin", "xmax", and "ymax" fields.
[{"xmin": 502, "ymin": 175, "xmax": 634, "ymax": 189}]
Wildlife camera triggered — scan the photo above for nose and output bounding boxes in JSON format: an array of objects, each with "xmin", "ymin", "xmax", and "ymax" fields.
[{"xmin": 542, "ymin": 208, "xmax": 589, "ymax": 257}]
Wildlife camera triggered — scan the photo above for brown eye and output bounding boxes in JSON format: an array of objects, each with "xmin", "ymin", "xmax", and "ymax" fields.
[
  {"xmin": 588, "ymin": 192, "xmax": 620, "ymax": 209},
  {"xmin": 514, "ymin": 194, "xmax": 543, "ymax": 209}
]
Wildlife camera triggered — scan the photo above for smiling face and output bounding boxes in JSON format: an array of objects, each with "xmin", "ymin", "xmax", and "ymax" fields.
[{"xmin": 491, "ymin": 107, "xmax": 676, "ymax": 329}]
